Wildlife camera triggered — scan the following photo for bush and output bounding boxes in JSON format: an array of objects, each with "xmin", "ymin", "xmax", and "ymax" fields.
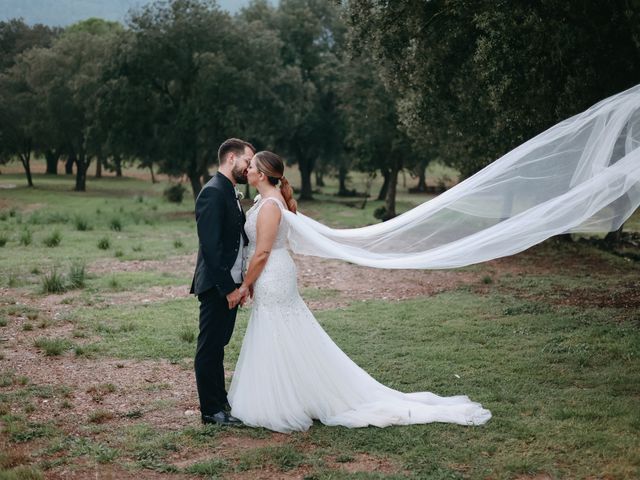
[
  {"xmin": 173, "ymin": 239, "xmax": 183, "ymax": 249},
  {"xmin": 41, "ymin": 269, "xmax": 66, "ymax": 294},
  {"xmin": 164, "ymin": 183, "xmax": 186, "ymax": 203},
  {"xmin": 373, "ymin": 206, "xmax": 387, "ymax": 220},
  {"xmin": 43, "ymin": 230, "xmax": 61, "ymax": 247},
  {"xmin": 68, "ymin": 262, "xmax": 86, "ymax": 289},
  {"xmin": 19, "ymin": 229, "xmax": 32, "ymax": 246},
  {"xmin": 0, "ymin": 234, "xmax": 7, "ymax": 247},
  {"xmin": 109, "ymin": 218, "xmax": 122, "ymax": 231},
  {"xmin": 97, "ymin": 237, "xmax": 110, "ymax": 250}
]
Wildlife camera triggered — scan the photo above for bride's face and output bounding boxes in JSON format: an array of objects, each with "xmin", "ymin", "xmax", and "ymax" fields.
[{"xmin": 246, "ymin": 156, "xmax": 262, "ymax": 187}]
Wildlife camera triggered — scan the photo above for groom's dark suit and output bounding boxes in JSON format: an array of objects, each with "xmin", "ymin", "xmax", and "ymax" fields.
[{"xmin": 191, "ymin": 172, "xmax": 248, "ymax": 416}]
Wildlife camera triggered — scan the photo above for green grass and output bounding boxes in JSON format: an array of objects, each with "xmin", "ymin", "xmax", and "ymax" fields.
[{"xmin": 0, "ymin": 166, "xmax": 638, "ymax": 479}]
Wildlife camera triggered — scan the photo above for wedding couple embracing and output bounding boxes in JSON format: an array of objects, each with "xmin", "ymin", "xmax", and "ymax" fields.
[{"xmin": 189, "ymin": 137, "xmax": 491, "ymax": 433}]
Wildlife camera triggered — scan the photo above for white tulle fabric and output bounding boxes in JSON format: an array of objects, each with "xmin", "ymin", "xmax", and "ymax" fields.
[
  {"xmin": 228, "ymin": 197, "xmax": 491, "ymax": 433},
  {"xmin": 284, "ymin": 85, "xmax": 640, "ymax": 269}
]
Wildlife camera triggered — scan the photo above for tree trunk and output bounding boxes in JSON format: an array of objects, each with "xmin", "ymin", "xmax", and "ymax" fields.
[
  {"xmin": 377, "ymin": 169, "xmax": 391, "ymax": 201},
  {"xmin": 384, "ymin": 162, "xmax": 400, "ymax": 220},
  {"xmin": 298, "ymin": 156, "xmax": 314, "ymax": 201},
  {"xmin": 338, "ymin": 165, "xmax": 349, "ymax": 196},
  {"xmin": 149, "ymin": 163, "xmax": 156, "ymax": 184},
  {"xmin": 65, "ymin": 152, "xmax": 75, "ymax": 174},
  {"xmin": 315, "ymin": 170, "xmax": 325, "ymax": 187},
  {"xmin": 20, "ymin": 153, "xmax": 34, "ymax": 187},
  {"xmin": 95, "ymin": 155, "xmax": 103, "ymax": 178},
  {"xmin": 45, "ymin": 149, "xmax": 60, "ymax": 175},
  {"xmin": 74, "ymin": 153, "xmax": 90, "ymax": 191},
  {"xmin": 411, "ymin": 162, "xmax": 428, "ymax": 193},
  {"xmin": 114, "ymin": 155, "xmax": 123, "ymax": 177},
  {"xmin": 189, "ymin": 172, "xmax": 202, "ymax": 200}
]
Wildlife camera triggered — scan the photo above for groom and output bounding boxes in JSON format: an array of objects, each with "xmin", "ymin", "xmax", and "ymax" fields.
[{"xmin": 190, "ymin": 138, "xmax": 254, "ymax": 426}]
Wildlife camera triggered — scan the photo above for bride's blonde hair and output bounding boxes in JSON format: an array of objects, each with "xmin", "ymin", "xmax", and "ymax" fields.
[{"xmin": 254, "ymin": 151, "xmax": 297, "ymax": 213}]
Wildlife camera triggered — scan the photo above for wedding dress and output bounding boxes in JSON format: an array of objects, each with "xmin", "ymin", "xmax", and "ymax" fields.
[{"xmin": 228, "ymin": 196, "xmax": 491, "ymax": 433}]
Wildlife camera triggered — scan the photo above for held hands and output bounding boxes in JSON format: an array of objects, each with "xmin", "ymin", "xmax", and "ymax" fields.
[
  {"xmin": 226, "ymin": 284, "xmax": 253, "ymax": 310},
  {"xmin": 226, "ymin": 289, "xmax": 244, "ymax": 309}
]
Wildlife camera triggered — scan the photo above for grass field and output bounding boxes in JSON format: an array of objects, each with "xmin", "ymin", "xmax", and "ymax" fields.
[{"xmin": 0, "ymin": 163, "xmax": 639, "ymax": 480}]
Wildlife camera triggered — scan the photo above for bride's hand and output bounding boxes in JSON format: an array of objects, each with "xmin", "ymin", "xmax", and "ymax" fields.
[{"xmin": 238, "ymin": 284, "xmax": 250, "ymax": 306}]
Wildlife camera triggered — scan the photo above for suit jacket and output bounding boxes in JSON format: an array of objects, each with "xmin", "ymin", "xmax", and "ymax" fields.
[{"xmin": 190, "ymin": 172, "xmax": 248, "ymax": 297}]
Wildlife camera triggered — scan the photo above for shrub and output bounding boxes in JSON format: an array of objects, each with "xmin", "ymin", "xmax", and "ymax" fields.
[
  {"xmin": 109, "ymin": 218, "xmax": 122, "ymax": 231},
  {"xmin": 0, "ymin": 234, "xmax": 7, "ymax": 247},
  {"xmin": 68, "ymin": 262, "xmax": 86, "ymax": 289},
  {"xmin": 173, "ymin": 239, "xmax": 183, "ymax": 249},
  {"xmin": 0, "ymin": 317, "xmax": 7, "ymax": 327},
  {"xmin": 132, "ymin": 244, "xmax": 143, "ymax": 252},
  {"xmin": 41, "ymin": 269, "xmax": 66, "ymax": 294},
  {"xmin": 114, "ymin": 250, "xmax": 124, "ymax": 258},
  {"xmin": 19, "ymin": 229, "xmax": 32, "ymax": 246},
  {"xmin": 97, "ymin": 237, "xmax": 110, "ymax": 250},
  {"xmin": 23, "ymin": 323, "xmax": 33, "ymax": 331},
  {"xmin": 43, "ymin": 230, "xmax": 61, "ymax": 247},
  {"xmin": 373, "ymin": 206, "xmax": 388, "ymax": 220},
  {"xmin": 164, "ymin": 183, "xmax": 186, "ymax": 203},
  {"xmin": 34, "ymin": 337, "xmax": 71, "ymax": 356}
]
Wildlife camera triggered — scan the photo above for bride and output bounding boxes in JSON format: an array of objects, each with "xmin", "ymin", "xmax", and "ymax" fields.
[{"xmin": 228, "ymin": 151, "xmax": 492, "ymax": 433}]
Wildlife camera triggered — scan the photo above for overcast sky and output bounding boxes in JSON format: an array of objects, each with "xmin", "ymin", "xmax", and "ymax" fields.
[{"xmin": 0, "ymin": 0, "xmax": 277, "ymax": 26}]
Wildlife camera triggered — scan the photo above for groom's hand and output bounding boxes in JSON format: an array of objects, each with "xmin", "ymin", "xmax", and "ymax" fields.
[{"xmin": 226, "ymin": 289, "xmax": 243, "ymax": 309}]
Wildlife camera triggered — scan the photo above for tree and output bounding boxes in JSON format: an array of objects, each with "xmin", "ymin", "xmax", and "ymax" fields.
[
  {"xmin": 347, "ymin": 0, "xmax": 640, "ymax": 178},
  {"xmin": 116, "ymin": 0, "xmax": 263, "ymax": 198},
  {"xmin": 0, "ymin": 19, "xmax": 59, "ymax": 180},
  {"xmin": 15, "ymin": 19, "xmax": 121, "ymax": 191},
  {"xmin": 0, "ymin": 59, "xmax": 38, "ymax": 186},
  {"xmin": 339, "ymin": 51, "xmax": 415, "ymax": 218},
  {"xmin": 246, "ymin": 0, "xmax": 346, "ymax": 200}
]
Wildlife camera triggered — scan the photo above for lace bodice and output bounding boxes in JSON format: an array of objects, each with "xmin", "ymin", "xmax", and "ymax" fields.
[{"xmin": 244, "ymin": 195, "xmax": 289, "ymax": 254}]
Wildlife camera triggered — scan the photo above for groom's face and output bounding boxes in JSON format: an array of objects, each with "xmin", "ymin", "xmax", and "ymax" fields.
[{"xmin": 231, "ymin": 146, "xmax": 253, "ymax": 185}]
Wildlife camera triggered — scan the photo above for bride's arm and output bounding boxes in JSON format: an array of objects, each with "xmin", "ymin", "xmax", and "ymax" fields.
[{"xmin": 239, "ymin": 202, "xmax": 281, "ymax": 298}]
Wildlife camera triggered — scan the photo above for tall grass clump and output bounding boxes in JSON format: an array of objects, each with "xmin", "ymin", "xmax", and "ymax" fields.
[
  {"xmin": 34, "ymin": 337, "xmax": 71, "ymax": 356},
  {"xmin": 74, "ymin": 216, "xmax": 91, "ymax": 231},
  {"xmin": 41, "ymin": 269, "xmax": 66, "ymax": 294},
  {"xmin": 164, "ymin": 183, "xmax": 186, "ymax": 203},
  {"xmin": 0, "ymin": 234, "xmax": 7, "ymax": 247},
  {"xmin": 19, "ymin": 229, "xmax": 32, "ymax": 246},
  {"xmin": 68, "ymin": 262, "xmax": 86, "ymax": 289},
  {"xmin": 43, "ymin": 230, "xmax": 61, "ymax": 247},
  {"xmin": 109, "ymin": 218, "xmax": 122, "ymax": 232},
  {"xmin": 97, "ymin": 237, "xmax": 110, "ymax": 250},
  {"xmin": 178, "ymin": 324, "xmax": 196, "ymax": 343}
]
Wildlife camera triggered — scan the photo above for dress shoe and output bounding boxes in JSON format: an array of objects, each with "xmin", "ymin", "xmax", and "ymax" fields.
[{"xmin": 201, "ymin": 410, "xmax": 243, "ymax": 426}]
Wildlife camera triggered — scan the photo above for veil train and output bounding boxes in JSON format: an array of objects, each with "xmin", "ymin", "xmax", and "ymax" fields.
[{"xmin": 284, "ymin": 85, "xmax": 640, "ymax": 269}]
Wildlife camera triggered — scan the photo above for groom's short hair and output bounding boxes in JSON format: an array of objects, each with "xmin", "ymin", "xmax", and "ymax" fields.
[{"xmin": 218, "ymin": 138, "xmax": 255, "ymax": 165}]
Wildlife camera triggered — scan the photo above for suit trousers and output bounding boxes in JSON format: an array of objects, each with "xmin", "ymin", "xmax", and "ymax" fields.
[{"xmin": 194, "ymin": 287, "xmax": 238, "ymax": 415}]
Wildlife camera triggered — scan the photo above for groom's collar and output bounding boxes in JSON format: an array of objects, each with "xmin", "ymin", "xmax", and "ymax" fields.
[{"xmin": 215, "ymin": 171, "xmax": 235, "ymax": 192}]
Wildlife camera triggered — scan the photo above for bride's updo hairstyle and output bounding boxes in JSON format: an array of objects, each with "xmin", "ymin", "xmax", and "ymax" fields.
[{"xmin": 254, "ymin": 151, "xmax": 297, "ymax": 214}]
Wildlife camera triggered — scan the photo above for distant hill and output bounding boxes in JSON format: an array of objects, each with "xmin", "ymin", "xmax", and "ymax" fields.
[{"xmin": 0, "ymin": 0, "xmax": 273, "ymax": 27}]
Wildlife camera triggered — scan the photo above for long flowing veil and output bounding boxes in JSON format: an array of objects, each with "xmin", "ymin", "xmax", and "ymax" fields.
[{"xmin": 284, "ymin": 84, "xmax": 640, "ymax": 269}]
